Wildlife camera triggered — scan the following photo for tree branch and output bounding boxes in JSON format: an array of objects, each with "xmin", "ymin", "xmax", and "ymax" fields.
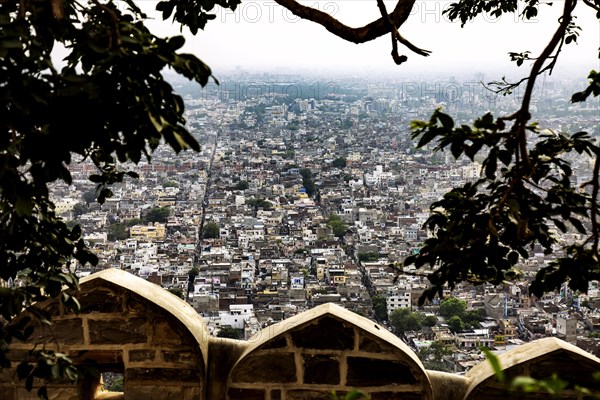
[{"xmin": 273, "ymin": 0, "xmax": 417, "ymax": 45}]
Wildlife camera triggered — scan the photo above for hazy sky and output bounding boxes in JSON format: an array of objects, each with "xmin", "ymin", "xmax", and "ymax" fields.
[{"xmin": 138, "ymin": 0, "xmax": 599, "ymax": 77}]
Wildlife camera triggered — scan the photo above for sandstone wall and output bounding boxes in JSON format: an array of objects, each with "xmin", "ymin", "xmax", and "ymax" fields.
[{"xmin": 1, "ymin": 269, "xmax": 599, "ymax": 400}]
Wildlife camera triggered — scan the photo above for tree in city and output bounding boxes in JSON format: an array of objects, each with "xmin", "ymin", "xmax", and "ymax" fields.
[
  {"xmin": 371, "ymin": 295, "xmax": 389, "ymax": 321},
  {"xmin": 107, "ymin": 222, "xmax": 128, "ymax": 241},
  {"xmin": 72, "ymin": 203, "xmax": 88, "ymax": 218},
  {"xmin": 234, "ymin": 180, "xmax": 249, "ymax": 190},
  {"xmin": 332, "ymin": 157, "xmax": 347, "ymax": 169},
  {"xmin": 418, "ymin": 341, "xmax": 453, "ymax": 372},
  {"xmin": 439, "ymin": 297, "xmax": 467, "ymax": 319},
  {"xmin": 390, "ymin": 308, "xmax": 422, "ymax": 334},
  {"xmin": 203, "ymin": 221, "xmax": 220, "ymax": 239},
  {"xmin": 143, "ymin": 207, "xmax": 171, "ymax": 224},
  {"xmin": 187, "ymin": 266, "xmax": 200, "ymax": 300},
  {"xmin": 217, "ymin": 326, "xmax": 244, "ymax": 340},
  {"xmin": 358, "ymin": 252, "xmax": 379, "ymax": 262},
  {"xmin": 1, "ymin": 0, "xmax": 599, "ymax": 394},
  {"xmin": 299, "ymin": 168, "xmax": 316, "ymax": 197},
  {"xmin": 327, "ymin": 214, "xmax": 348, "ymax": 238},
  {"xmin": 446, "ymin": 315, "xmax": 465, "ymax": 333}
]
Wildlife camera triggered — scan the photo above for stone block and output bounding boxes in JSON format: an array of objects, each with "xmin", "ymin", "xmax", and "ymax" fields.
[
  {"xmin": 231, "ymin": 352, "xmax": 296, "ymax": 383},
  {"xmin": 287, "ymin": 390, "xmax": 345, "ymax": 400},
  {"xmin": 150, "ymin": 317, "xmax": 194, "ymax": 346},
  {"xmin": 125, "ymin": 368, "xmax": 201, "ymax": 383},
  {"xmin": 29, "ymin": 318, "xmax": 83, "ymax": 346},
  {"xmin": 89, "ymin": 318, "xmax": 147, "ymax": 344},
  {"xmin": 259, "ymin": 336, "xmax": 287, "ymax": 350},
  {"xmin": 291, "ymin": 317, "xmax": 354, "ymax": 350},
  {"xmin": 359, "ymin": 334, "xmax": 399, "ymax": 354},
  {"xmin": 303, "ymin": 355, "xmax": 340, "ymax": 385},
  {"xmin": 129, "ymin": 349, "xmax": 155, "ymax": 363},
  {"xmin": 369, "ymin": 392, "xmax": 423, "ymax": 400},
  {"xmin": 346, "ymin": 357, "xmax": 417, "ymax": 386},
  {"xmin": 162, "ymin": 350, "xmax": 195, "ymax": 364},
  {"xmin": 78, "ymin": 289, "xmax": 123, "ymax": 314},
  {"xmin": 227, "ymin": 388, "xmax": 265, "ymax": 400},
  {"xmin": 124, "ymin": 385, "xmax": 183, "ymax": 400},
  {"xmin": 271, "ymin": 389, "xmax": 281, "ymax": 400}
]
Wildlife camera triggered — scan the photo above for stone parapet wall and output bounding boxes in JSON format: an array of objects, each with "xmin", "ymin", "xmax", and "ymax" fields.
[{"xmin": 1, "ymin": 269, "xmax": 599, "ymax": 400}]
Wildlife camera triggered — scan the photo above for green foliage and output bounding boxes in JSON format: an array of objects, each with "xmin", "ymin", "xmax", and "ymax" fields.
[
  {"xmin": 358, "ymin": 252, "xmax": 379, "ymax": 262},
  {"xmin": 371, "ymin": 295, "xmax": 388, "ymax": 321},
  {"xmin": 247, "ymin": 198, "xmax": 273, "ymax": 210},
  {"xmin": 143, "ymin": 207, "xmax": 171, "ymax": 224},
  {"xmin": 107, "ymin": 222, "xmax": 128, "ymax": 241},
  {"xmin": 327, "ymin": 214, "xmax": 348, "ymax": 238},
  {"xmin": 0, "ymin": 0, "xmax": 236, "ymax": 388},
  {"xmin": 72, "ymin": 202, "xmax": 88, "ymax": 218},
  {"xmin": 217, "ymin": 326, "xmax": 244, "ymax": 339},
  {"xmin": 163, "ymin": 180, "xmax": 179, "ymax": 188},
  {"xmin": 390, "ymin": 308, "xmax": 422, "ymax": 334},
  {"xmin": 299, "ymin": 168, "xmax": 316, "ymax": 197},
  {"xmin": 419, "ymin": 341, "xmax": 452, "ymax": 372},
  {"xmin": 234, "ymin": 180, "xmax": 249, "ymax": 190},
  {"xmin": 407, "ymin": 108, "xmax": 600, "ymax": 302},
  {"xmin": 332, "ymin": 157, "xmax": 347, "ymax": 169},
  {"xmin": 203, "ymin": 221, "xmax": 220, "ymax": 239},
  {"xmin": 446, "ymin": 315, "xmax": 465, "ymax": 333},
  {"xmin": 423, "ymin": 315, "xmax": 438, "ymax": 327},
  {"xmin": 439, "ymin": 297, "xmax": 467, "ymax": 319},
  {"xmin": 106, "ymin": 375, "xmax": 124, "ymax": 392}
]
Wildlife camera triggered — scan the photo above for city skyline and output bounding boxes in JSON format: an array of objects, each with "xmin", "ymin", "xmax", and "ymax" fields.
[{"xmin": 138, "ymin": 0, "xmax": 600, "ymax": 76}]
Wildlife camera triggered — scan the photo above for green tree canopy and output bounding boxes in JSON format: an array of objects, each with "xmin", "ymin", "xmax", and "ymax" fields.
[
  {"xmin": 327, "ymin": 214, "xmax": 348, "ymax": 238},
  {"xmin": 371, "ymin": 295, "xmax": 388, "ymax": 321},
  {"xmin": 390, "ymin": 308, "xmax": 422, "ymax": 334},
  {"xmin": 203, "ymin": 221, "xmax": 220, "ymax": 239},
  {"xmin": 332, "ymin": 157, "xmax": 347, "ymax": 169},
  {"xmin": 143, "ymin": 207, "xmax": 171, "ymax": 224},
  {"xmin": 107, "ymin": 222, "xmax": 128, "ymax": 241},
  {"xmin": 439, "ymin": 297, "xmax": 467, "ymax": 319},
  {"xmin": 358, "ymin": 252, "xmax": 379, "ymax": 262},
  {"xmin": 217, "ymin": 326, "xmax": 244, "ymax": 340},
  {"xmin": 1, "ymin": 0, "xmax": 599, "ymax": 393},
  {"xmin": 446, "ymin": 315, "xmax": 465, "ymax": 333}
]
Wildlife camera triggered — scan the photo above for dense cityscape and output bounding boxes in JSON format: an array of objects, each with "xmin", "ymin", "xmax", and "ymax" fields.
[{"xmin": 53, "ymin": 70, "xmax": 600, "ymax": 374}]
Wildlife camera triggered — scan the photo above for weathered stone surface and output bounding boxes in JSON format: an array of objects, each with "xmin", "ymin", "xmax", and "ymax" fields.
[
  {"xmin": 259, "ymin": 336, "xmax": 287, "ymax": 350},
  {"xmin": 369, "ymin": 392, "xmax": 423, "ymax": 400},
  {"xmin": 129, "ymin": 349, "xmax": 155, "ymax": 362},
  {"xmin": 123, "ymin": 292, "xmax": 148, "ymax": 313},
  {"xmin": 303, "ymin": 355, "xmax": 340, "ymax": 385},
  {"xmin": 151, "ymin": 317, "xmax": 194, "ymax": 346},
  {"xmin": 227, "ymin": 388, "xmax": 265, "ymax": 400},
  {"xmin": 182, "ymin": 386, "xmax": 203, "ymax": 400},
  {"xmin": 0, "ymin": 386, "xmax": 14, "ymax": 400},
  {"xmin": 124, "ymin": 385, "xmax": 183, "ymax": 400},
  {"xmin": 89, "ymin": 318, "xmax": 147, "ymax": 344},
  {"xmin": 271, "ymin": 389, "xmax": 281, "ymax": 400},
  {"xmin": 16, "ymin": 387, "xmax": 78, "ymax": 400},
  {"xmin": 78, "ymin": 289, "xmax": 122, "ymax": 313},
  {"xmin": 291, "ymin": 317, "xmax": 354, "ymax": 350},
  {"xmin": 287, "ymin": 390, "xmax": 346, "ymax": 400},
  {"xmin": 231, "ymin": 352, "xmax": 296, "ymax": 383},
  {"xmin": 346, "ymin": 357, "xmax": 417, "ymax": 386},
  {"xmin": 162, "ymin": 350, "xmax": 195, "ymax": 363},
  {"xmin": 125, "ymin": 368, "xmax": 201, "ymax": 383},
  {"xmin": 30, "ymin": 318, "xmax": 83, "ymax": 345},
  {"xmin": 76, "ymin": 350, "xmax": 123, "ymax": 367},
  {"xmin": 359, "ymin": 334, "xmax": 399, "ymax": 354}
]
